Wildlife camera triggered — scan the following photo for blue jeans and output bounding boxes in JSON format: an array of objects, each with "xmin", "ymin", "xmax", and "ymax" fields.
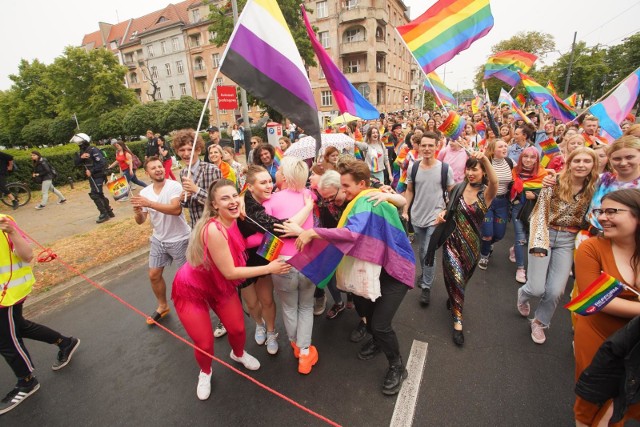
[
  {"xmin": 412, "ymin": 224, "xmax": 436, "ymax": 289},
  {"xmin": 511, "ymin": 202, "xmax": 527, "ymax": 268},
  {"xmin": 123, "ymin": 169, "xmax": 147, "ymax": 188},
  {"xmin": 518, "ymin": 229, "xmax": 576, "ymax": 326},
  {"xmin": 272, "ymin": 267, "xmax": 315, "ymax": 349},
  {"xmin": 481, "ymin": 196, "xmax": 510, "ymax": 257}
]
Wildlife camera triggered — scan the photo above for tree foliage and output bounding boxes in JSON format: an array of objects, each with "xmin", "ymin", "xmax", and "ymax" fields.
[
  {"xmin": 48, "ymin": 117, "xmax": 77, "ymax": 145},
  {"xmin": 161, "ymin": 96, "xmax": 209, "ymax": 133},
  {"xmin": 21, "ymin": 118, "xmax": 54, "ymax": 147}
]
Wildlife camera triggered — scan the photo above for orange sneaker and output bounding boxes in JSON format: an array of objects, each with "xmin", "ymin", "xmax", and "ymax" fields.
[
  {"xmin": 298, "ymin": 345, "xmax": 318, "ymax": 375},
  {"xmin": 290, "ymin": 341, "xmax": 300, "ymax": 359}
]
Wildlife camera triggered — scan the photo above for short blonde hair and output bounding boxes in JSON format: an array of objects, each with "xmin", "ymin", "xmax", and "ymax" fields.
[
  {"xmin": 280, "ymin": 156, "xmax": 309, "ymax": 191},
  {"xmin": 318, "ymin": 170, "xmax": 341, "ymax": 191}
]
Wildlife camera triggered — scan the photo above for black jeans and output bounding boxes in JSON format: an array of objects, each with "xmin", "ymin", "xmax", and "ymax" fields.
[
  {"xmin": 0, "ymin": 302, "xmax": 63, "ymax": 379},
  {"xmin": 88, "ymin": 174, "xmax": 111, "ymax": 215},
  {"xmin": 353, "ymin": 269, "xmax": 408, "ymax": 364}
]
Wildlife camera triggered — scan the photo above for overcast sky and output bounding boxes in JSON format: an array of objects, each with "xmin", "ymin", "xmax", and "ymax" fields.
[{"xmin": 1, "ymin": 0, "xmax": 638, "ymax": 92}]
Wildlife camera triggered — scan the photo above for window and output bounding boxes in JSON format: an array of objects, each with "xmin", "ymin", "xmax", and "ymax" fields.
[
  {"xmin": 216, "ymin": 78, "xmax": 223, "ymax": 86},
  {"xmin": 345, "ymin": 0, "xmax": 358, "ymax": 10},
  {"xmin": 321, "ymin": 90, "xmax": 332, "ymax": 106},
  {"xmin": 344, "ymin": 27, "xmax": 364, "ymax": 43},
  {"xmin": 165, "ymin": 63, "xmax": 171, "ymax": 76},
  {"xmin": 124, "ymin": 53, "xmax": 134, "ymax": 63},
  {"xmin": 142, "ymin": 71, "xmax": 148, "ymax": 82},
  {"xmin": 169, "ymin": 85, "xmax": 175, "ymax": 98},
  {"xmin": 157, "ymin": 88, "xmax": 162, "ymax": 100},
  {"xmin": 190, "ymin": 34, "xmax": 201, "ymax": 48},
  {"xmin": 376, "ymin": 27, "xmax": 384, "ymax": 42},
  {"xmin": 151, "ymin": 66, "xmax": 158, "ymax": 79},
  {"xmin": 319, "ymin": 32, "xmax": 329, "ymax": 48},
  {"xmin": 208, "ymin": 31, "xmax": 217, "ymax": 42},
  {"xmin": 199, "ymin": 80, "xmax": 207, "ymax": 92},
  {"xmin": 129, "ymin": 72, "xmax": 138, "ymax": 84},
  {"xmin": 212, "ymin": 53, "xmax": 220, "ymax": 68},
  {"xmin": 317, "ymin": 1, "xmax": 328, "ymax": 18},
  {"xmin": 345, "ymin": 59, "xmax": 360, "ymax": 73},
  {"xmin": 192, "ymin": 9, "xmax": 200, "ymax": 22},
  {"xmin": 172, "ymin": 37, "xmax": 179, "ymax": 51},
  {"xmin": 194, "ymin": 57, "xmax": 205, "ymax": 71},
  {"xmin": 180, "ymin": 83, "xmax": 187, "ymax": 95},
  {"xmin": 147, "ymin": 45, "xmax": 155, "ymax": 57},
  {"xmin": 176, "ymin": 60, "xmax": 184, "ymax": 74},
  {"xmin": 160, "ymin": 41, "xmax": 167, "ymax": 54}
]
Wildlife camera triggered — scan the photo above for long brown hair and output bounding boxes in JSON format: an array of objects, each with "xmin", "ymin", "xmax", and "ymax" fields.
[
  {"xmin": 556, "ymin": 147, "xmax": 598, "ymax": 203},
  {"xmin": 601, "ymin": 188, "xmax": 640, "ymax": 279}
]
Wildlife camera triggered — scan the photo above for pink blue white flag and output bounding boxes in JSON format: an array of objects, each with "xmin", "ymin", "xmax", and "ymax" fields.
[{"xmin": 589, "ymin": 67, "xmax": 640, "ymax": 141}]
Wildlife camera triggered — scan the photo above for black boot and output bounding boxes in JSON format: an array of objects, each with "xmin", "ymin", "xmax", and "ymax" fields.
[
  {"xmin": 96, "ymin": 213, "xmax": 110, "ymax": 224},
  {"xmin": 382, "ymin": 358, "xmax": 407, "ymax": 396},
  {"xmin": 357, "ymin": 338, "xmax": 381, "ymax": 360},
  {"xmin": 453, "ymin": 328, "xmax": 464, "ymax": 346},
  {"xmin": 107, "ymin": 209, "xmax": 115, "ymax": 218}
]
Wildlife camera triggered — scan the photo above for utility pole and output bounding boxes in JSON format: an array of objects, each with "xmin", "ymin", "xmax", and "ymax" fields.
[
  {"xmin": 564, "ymin": 31, "xmax": 577, "ymax": 98},
  {"xmin": 231, "ymin": 0, "xmax": 252, "ymax": 162}
]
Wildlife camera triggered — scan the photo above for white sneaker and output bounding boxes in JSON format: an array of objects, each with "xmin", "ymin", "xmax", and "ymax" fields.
[
  {"xmin": 266, "ymin": 332, "xmax": 279, "ymax": 355},
  {"xmin": 255, "ymin": 321, "xmax": 267, "ymax": 345},
  {"xmin": 515, "ymin": 268, "xmax": 527, "ymax": 284},
  {"xmin": 230, "ymin": 350, "xmax": 260, "ymax": 370},
  {"xmin": 214, "ymin": 322, "xmax": 227, "ymax": 338},
  {"xmin": 530, "ymin": 321, "xmax": 546, "ymax": 344},
  {"xmin": 196, "ymin": 370, "xmax": 212, "ymax": 400},
  {"xmin": 478, "ymin": 256, "xmax": 489, "ymax": 270},
  {"xmin": 509, "ymin": 246, "xmax": 516, "ymax": 263}
]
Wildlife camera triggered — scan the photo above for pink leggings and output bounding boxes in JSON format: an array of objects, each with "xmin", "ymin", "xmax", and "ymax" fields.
[{"xmin": 175, "ymin": 295, "xmax": 246, "ymax": 374}]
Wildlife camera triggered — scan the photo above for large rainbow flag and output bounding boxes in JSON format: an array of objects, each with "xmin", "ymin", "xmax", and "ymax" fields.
[
  {"xmin": 424, "ymin": 71, "xmax": 456, "ymax": 107},
  {"xmin": 397, "ymin": 0, "xmax": 494, "ymax": 75},
  {"xmin": 484, "ymin": 50, "xmax": 537, "ymax": 87},
  {"xmin": 519, "ymin": 72, "xmax": 577, "ymax": 123},
  {"xmin": 220, "ymin": 0, "xmax": 320, "ymax": 151},
  {"xmin": 288, "ymin": 188, "xmax": 415, "ymax": 289},
  {"xmin": 589, "ymin": 67, "xmax": 640, "ymax": 141},
  {"xmin": 300, "ymin": 5, "xmax": 379, "ymax": 120},
  {"xmin": 564, "ymin": 272, "xmax": 625, "ymax": 315}
]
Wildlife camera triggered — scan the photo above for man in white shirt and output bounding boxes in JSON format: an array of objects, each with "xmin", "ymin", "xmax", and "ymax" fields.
[{"xmin": 131, "ymin": 156, "xmax": 191, "ymax": 326}]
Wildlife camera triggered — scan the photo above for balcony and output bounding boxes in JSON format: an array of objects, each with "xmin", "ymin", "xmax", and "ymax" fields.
[
  {"xmin": 339, "ymin": 7, "xmax": 366, "ymax": 23},
  {"xmin": 340, "ymin": 40, "xmax": 368, "ymax": 55},
  {"xmin": 124, "ymin": 61, "xmax": 137, "ymax": 70},
  {"xmin": 342, "ymin": 70, "xmax": 370, "ymax": 83},
  {"xmin": 374, "ymin": 8, "xmax": 388, "ymax": 25},
  {"xmin": 375, "ymin": 72, "xmax": 388, "ymax": 84},
  {"xmin": 195, "ymin": 91, "xmax": 208, "ymax": 100},
  {"xmin": 376, "ymin": 40, "xmax": 388, "ymax": 53},
  {"xmin": 193, "ymin": 66, "xmax": 207, "ymax": 78}
]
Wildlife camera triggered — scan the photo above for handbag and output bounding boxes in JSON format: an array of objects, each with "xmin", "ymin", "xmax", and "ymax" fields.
[{"xmin": 336, "ymin": 256, "xmax": 382, "ymax": 301}]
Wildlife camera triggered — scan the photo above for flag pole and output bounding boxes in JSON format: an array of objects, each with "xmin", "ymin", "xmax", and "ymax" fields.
[{"xmin": 622, "ymin": 283, "xmax": 640, "ymax": 298}]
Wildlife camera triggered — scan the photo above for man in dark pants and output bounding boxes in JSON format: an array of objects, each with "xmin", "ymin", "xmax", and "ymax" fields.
[
  {"xmin": 72, "ymin": 133, "xmax": 113, "ymax": 223},
  {"xmin": 144, "ymin": 130, "xmax": 160, "ymax": 161}
]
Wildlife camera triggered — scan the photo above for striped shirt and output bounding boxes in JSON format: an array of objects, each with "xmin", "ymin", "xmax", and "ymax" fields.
[{"xmin": 492, "ymin": 158, "xmax": 513, "ymax": 196}]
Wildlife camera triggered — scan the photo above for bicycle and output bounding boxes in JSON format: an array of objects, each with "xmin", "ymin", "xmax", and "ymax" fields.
[{"xmin": 1, "ymin": 181, "xmax": 32, "ymax": 208}]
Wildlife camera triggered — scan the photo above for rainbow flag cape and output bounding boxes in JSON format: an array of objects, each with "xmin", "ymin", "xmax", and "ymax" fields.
[
  {"xmin": 484, "ymin": 50, "xmax": 537, "ymax": 87},
  {"xmin": 438, "ymin": 110, "xmax": 466, "ymax": 140},
  {"xmin": 300, "ymin": 5, "xmax": 379, "ymax": 120},
  {"xmin": 397, "ymin": 0, "xmax": 494, "ymax": 76},
  {"xmin": 256, "ymin": 231, "xmax": 284, "ymax": 261},
  {"xmin": 515, "ymin": 94, "xmax": 526, "ymax": 109},
  {"xmin": 219, "ymin": 0, "xmax": 320, "ymax": 152},
  {"xmin": 519, "ymin": 72, "xmax": 577, "ymax": 123},
  {"xmin": 589, "ymin": 67, "xmax": 640, "ymax": 141},
  {"xmin": 273, "ymin": 147, "xmax": 284, "ymax": 167},
  {"xmin": 521, "ymin": 170, "xmax": 546, "ymax": 191},
  {"xmin": 424, "ymin": 71, "xmax": 456, "ymax": 107},
  {"xmin": 564, "ymin": 272, "xmax": 625, "ymax": 315},
  {"xmin": 539, "ymin": 138, "xmax": 560, "ymax": 167},
  {"xmin": 565, "ymin": 93, "xmax": 577, "ymax": 108},
  {"xmin": 288, "ymin": 188, "xmax": 415, "ymax": 289}
]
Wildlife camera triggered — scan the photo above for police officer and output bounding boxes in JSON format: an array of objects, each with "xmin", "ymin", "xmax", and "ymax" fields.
[{"xmin": 72, "ymin": 133, "xmax": 114, "ymax": 223}]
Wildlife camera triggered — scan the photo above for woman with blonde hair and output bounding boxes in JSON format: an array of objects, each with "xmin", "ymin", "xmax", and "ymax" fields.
[
  {"xmin": 517, "ymin": 147, "xmax": 599, "ymax": 344},
  {"xmin": 172, "ymin": 179, "xmax": 290, "ymax": 400}
]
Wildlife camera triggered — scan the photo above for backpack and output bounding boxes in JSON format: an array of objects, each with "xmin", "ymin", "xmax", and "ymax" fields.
[
  {"xmin": 131, "ymin": 153, "xmax": 142, "ymax": 170},
  {"xmin": 44, "ymin": 158, "xmax": 58, "ymax": 179},
  {"xmin": 410, "ymin": 160, "xmax": 450, "ymax": 204}
]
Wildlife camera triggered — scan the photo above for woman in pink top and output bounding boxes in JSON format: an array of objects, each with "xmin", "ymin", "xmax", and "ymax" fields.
[
  {"xmin": 438, "ymin": 138, "xmax": 469, "ymax": 183},
  {"xmin": 263, "ymin": 157, "xmax": 319, "ymax": 375}
]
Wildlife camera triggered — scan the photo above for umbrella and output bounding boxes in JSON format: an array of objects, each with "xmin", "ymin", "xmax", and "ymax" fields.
[
  {"xmin": 330, "ymin": 113, "xmax": 361, "ymax": 125},
  {"xmin": 285, "ymin": 133, "xmax": 355, "ymax": 159}
]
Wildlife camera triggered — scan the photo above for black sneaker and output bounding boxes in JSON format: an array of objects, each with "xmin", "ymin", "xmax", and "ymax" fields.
[
  {"xmin": 326, "ymin": 302, "xmax": 345, "ymax": 319},
  {"xmin": 358, "ymin": 338, "xmax": 381, "ymax": 360},
  {"xmin": 52, "ymin": 337, "xmax": 80, "ymax": 371},
  {"xmin": 382, "ymin": 364, "xmax": 408, "ymax": 396},
  {"xmin": 11, "ymin": 199, "xmax": 18, "ymax": 210},
  {"xmin": 0, "ymin": 378, "xmax": 40, "ymax": 415},
  {"xmin": 96, "ymin": 214, "xmax": 110, "ymax": 223},
  {"xmin": 419, "ymin": 288, "xmax": 431, "ymax": 306},
  {"xmin": 350, "ymin": 320, "xmax": 367, "ymax": 343},
  {"xmin": 57, "ymin": 199, "xmax": 67, "ymax": 205},
  {"xmin": 107, "ymin": 210, "xmax": 115, "ymax": 218}
]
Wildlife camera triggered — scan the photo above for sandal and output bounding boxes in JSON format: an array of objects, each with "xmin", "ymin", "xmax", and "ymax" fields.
[{"xmin": 146, "ymin": 308, "xmax": 170, "ymax": 325}]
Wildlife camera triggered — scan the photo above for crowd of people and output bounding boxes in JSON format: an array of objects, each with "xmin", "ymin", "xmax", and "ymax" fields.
[{"xmin": 1, "ymin": 104, "xmax": 639, "ymax": 424}]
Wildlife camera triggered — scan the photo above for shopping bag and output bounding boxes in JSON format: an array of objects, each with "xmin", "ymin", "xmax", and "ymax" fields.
[
  {"xmin": 107, "ymin": 175, "xmax": 130, "ymax": 201},
  {"xmin": 336, "ymin": 256, "xmax": 382, "ymax": 301}
]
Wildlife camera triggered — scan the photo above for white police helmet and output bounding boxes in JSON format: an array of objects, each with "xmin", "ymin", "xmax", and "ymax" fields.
[{"xmin": 70, "ymin": 133, "xmax": 91, "ymax": 144}]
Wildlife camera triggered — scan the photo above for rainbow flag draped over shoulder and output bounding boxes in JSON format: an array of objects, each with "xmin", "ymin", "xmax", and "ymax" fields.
[
  {"xmin": 219, "ymin": 0, "xmax": 320, "ymax": 151},
  {"xmin": 539, "ymin": 138, "xmax": 560, "ymax": 167},
  {"xmin": 564, "ymin": 272, "xmax": 625, "ymax": 315},
  {"xmin": 519, "ymin": 72, "xmax": 577, "ymax": 123},
  {"xmin": 397, "ymin": 0, "xmax": 494, "ymax": 75},
  {"xmin": 424, "ymin": 72, "xmax": 456, "ymax": 107},
  {"xmin": 300, "ymin": 5, "xmax": 379, "ymax": 120},
  {"xmin": 438, "ymin": 110, "xmax": 466, "ymax": 139},
  {"xmin": 484, "ymin": 50, "xmax": 537, "ymax": 87},
  {"xmin": 288, "ymin": 189, "xmax": 416, "ymax": 289},
  {"xmin": 589, "ymin": 67, "xmax": 640, "ymax": 141}
]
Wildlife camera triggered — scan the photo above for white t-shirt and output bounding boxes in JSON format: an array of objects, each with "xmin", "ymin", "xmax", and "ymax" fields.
[{"xmin": 140, "ymin": 179, "xmax": 191, "ymax": 243}]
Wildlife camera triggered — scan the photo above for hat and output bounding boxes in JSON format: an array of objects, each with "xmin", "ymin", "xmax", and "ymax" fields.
[
  {"xmin": 110, "ymin": 138, "xmax": 118, "ymax": 145},
  {"xmin": 207, "ymin": 126, "xmax": 219, "ymax": 132},
  {"xmin": 391, "ymin": 123, "xmax": 402, "ymax": 132},
  {"xmin": 70, "ymin": 133, "xmax": 91, "ymax": 144}
]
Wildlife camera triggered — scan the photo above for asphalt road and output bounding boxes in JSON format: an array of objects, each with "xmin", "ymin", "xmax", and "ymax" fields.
[{"xmin": 1, "ymin": 234, "xmax": 583, "ymax": 426}]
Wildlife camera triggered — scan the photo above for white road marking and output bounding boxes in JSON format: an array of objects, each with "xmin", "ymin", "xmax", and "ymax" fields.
[{"xmin": 390, "ymin": 339, "xmax": 428, "ymax": 427}]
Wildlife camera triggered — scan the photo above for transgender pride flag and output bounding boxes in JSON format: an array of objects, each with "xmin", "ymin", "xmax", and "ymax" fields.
[
  {"xmin": 301, "ymin": 5, "xmax": 378, "ymax": 120},
  {"xmin": 589, "ymin": 67, "xmax": 640, "ymax": 141},
  {"xmin": 220, "ymin": 0, "xmax": 320, "ymax": 148}
]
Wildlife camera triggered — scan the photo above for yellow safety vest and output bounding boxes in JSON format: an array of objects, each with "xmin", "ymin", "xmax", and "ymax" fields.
[{"xmin": 0, "ymin": 215, "xmax": 35, "ymax": 307}]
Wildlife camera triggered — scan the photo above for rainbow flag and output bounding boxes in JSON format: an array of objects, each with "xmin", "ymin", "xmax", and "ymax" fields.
[
  {"xmin": 397, "ymin": 0, "xmax": 494, "ymax": 76},
  {"xmin": 353, "ymin": 145, "xmax": 364, "ymax": 161},
  {"xmin": 515, "ymin": 94, "xmax": 526, "ymax": 109},
  {"xmin": 220, "ymin": 0, "xmax": 320, "ymax": 152},
  {"xmin": 498, "ymin": 88, "xmax": 531, "ymax": 125},
  {"xmin": 484, "ymin": 50, "xmax": 537, "ymax": 87},
  {"xmin": 220, "ymin": 161, "xmax": 237, "ymax": 186},
  {"xmin": 589, "ymin": 67, "xmax": 640, "ymax": 141},
  {"xmin": 301, "ymin": 5, "xmax": 379, "ymax": 120},
  {"xmin": 256, "ymin": 231, "xmax": 284, "ymax": 261},
  {"xmin": 546, "ymin": 81, "xmax": 558, "ymax": 96},
  {"xmin": 519, "ymin": 72, "xmax": 577, "ymax": 123},
  {"xmin": 539, "ymin": 138, "xmax": 560, "ymax": 167},
  {"xmin": 393, "ymin": 145, "xmax": 410, "ymax": 192},
  {"xmin": 438, "ymin": 110, "xmax": 466, "ymax": 140},
  {"xmin": 273, "ymin": 147, "xmax": 284, "ymax": 167},
  {"xmin": 522, "ymin": 171, "xmax": 546, "ymax": 191},
  {"xmin": 288, "ymin": 188, "xmax": 415, "ymax": 289},
  {"xmin": 424, "ymin": 71, "xmax": 456, "ymax": 107},
  {"xmin": 381, "ymin": 133, "xmax": 393, "ymax": 149},
  {"xmin": 564, "ymin": 272, "xmax": 624, "ymax": 315},
  {"xmin": 565, "ymin": 93, "xmax": 577, "ymax": 108}
]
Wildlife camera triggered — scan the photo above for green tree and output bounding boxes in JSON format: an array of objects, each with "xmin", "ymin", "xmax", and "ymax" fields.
[
  {"xmin": 21, "ymin": 118, "xmax": 54, "ymax": 146},
  {"xmin": 99, "ymin": 108, "xmax": 130, "ymax": 140},
  {"xmin": 48, "ymin": 116, "xmax": 77, "ymax": 144},
  {"xmin": 161, "ymin": 97, "xmax": 209, "ymax": 133},
  {"xmin": 123, "ymin": 102, "xmax": 167, "ymax": 138}
]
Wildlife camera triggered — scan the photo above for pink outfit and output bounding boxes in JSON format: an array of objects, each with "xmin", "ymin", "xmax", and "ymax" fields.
[
  {"xmin": 263, "ymin": 189, "xmax": 314, "ymax": 256},
  {"xmin": 438, "ymin": 145, "xmax": 469, "ymax": 183}
]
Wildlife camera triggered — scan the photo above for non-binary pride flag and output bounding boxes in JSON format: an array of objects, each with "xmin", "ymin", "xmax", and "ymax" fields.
[
  {"xmin": 300, "ymin": 5, "xmax": 379, "ymax": 120},
  {"xmin": 564, "ymin": 272, "xmax": 625, "ymax": 315},
  {"xmin": 519, "ymin": 72, "xmax": 577, "ymax": 123},
  {"xmin": 483, "ymin": 50, "xmax": 537, "ymax": 87},
  {"xmin": 424, "ymin": 71, "xmax": 456, "ymax": 107},
  {"xmin": 589, "ymin": 67, "xmax": 640, "ymax": 141},
  {"xmin": 220, "ymin": 0, "xmax": 320, "ymax": 151},
  {"xmin": 397, "ymin": 0, "xmax": 494, "ymax": 75}
]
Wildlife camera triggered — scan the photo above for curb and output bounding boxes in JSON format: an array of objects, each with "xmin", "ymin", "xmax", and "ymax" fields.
[{"xmin": 24, "ymin": 247, "xmax": 151, "ymax": 317}]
